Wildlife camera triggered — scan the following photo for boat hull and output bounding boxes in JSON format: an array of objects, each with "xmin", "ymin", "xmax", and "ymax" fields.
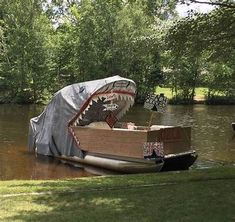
[
  {"xmin": 58, "ymin": 154, "xmax": 163, "ymax": 174},
  {"xmin": 161, "ymin": 151, "xmax": 197, "ymax": 171}
]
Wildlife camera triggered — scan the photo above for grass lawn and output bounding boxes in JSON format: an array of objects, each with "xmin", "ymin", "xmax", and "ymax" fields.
[
  {"xmin": 1, "ymin": 166, "xmax": 235, "ymax": 222},
  {"xmin": 156, "ymin": 87, "xmax": 208, "ymax": 100}
]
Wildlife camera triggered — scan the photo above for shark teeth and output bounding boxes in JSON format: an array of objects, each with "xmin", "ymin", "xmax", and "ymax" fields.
[
  {"xmin": 127, "ymin": 95, "xmax": 132, "ymax": 101},
  {"xmin": 74, "ymin": 85, "xmax": 135, "ymax": 126},
  {"xmin": 92, "ymin": 93, "xmax": 133, "ymax": 102}
]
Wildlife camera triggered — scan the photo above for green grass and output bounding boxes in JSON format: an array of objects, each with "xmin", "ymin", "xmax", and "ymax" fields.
[
  {"xmin": 155, "ymin": 87, "xmax": 174, "ymax": 98},
  {"xmin": 156, "ymin": 87, "xmax": 208, "ymax": 100},
  {"xmin": 1, "ymin": 166, "xmax": 235, "ymax": 222}
]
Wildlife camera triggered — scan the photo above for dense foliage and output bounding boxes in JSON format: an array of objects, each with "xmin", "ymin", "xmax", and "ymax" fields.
[
  {"xmin": 0, "ymin": 0, "xmax": 234, "ymax": 104},
  {"xmin": 166, "ymin": 0, "xmax": 235, "ymax": 103}
]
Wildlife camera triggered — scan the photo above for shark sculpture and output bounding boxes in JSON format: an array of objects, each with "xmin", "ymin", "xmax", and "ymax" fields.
[
  {"xmin": 28, "ymin": 75, "xmax": 197, "ymax": 173},
  {"xmin": 29, "ymin": 76, "xmax": 136, "ymax": 157}
]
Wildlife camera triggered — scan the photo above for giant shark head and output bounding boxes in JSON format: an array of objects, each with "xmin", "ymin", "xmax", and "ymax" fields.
[
  {"xmin": 28, "ymin": 76, "xmax": 136, "ymax": 157},
  {"xmin": 69, "ymin": 76, "xmax": 136, "ymax": 128}
]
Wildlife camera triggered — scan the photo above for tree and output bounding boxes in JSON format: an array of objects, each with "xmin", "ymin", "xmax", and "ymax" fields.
[
  {"xmin": 166, "ymin": 5, "xmax": 235, "ymax": 62},
  {"xmin": 70, "ymin": 0, "xmax": 171, "ymax": 99},
  {"xmin": 0, "ymin": 0, "xmax": 178, "ymax": 103},
  {"xmin": 49, "ymin": 23, "xmax": 80, "ymax": 91},
  {"xmin": 204, "ymin": 61, "xmax": 235, "ymax": 98},
  {"xmin": 0, "ymin": 0, "xmax": 53, "ymax": 103},
  {"xmin": 164, "ymin": 0, "xmax": 235, "ymax": 101},
  {"xmin": 179, "ymin": 0, "xmax": 235, "ymax": 9}
]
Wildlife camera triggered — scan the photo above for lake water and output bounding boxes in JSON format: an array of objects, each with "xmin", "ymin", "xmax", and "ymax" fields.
[{"xmin": 0, "ymin": 104, "xmax": 235, "ymax": 180}]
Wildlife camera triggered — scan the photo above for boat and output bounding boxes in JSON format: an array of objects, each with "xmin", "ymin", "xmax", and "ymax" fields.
[
  {"xmin": 28, "ymin": 76, "xmax": 197, "ymax": 173},
  {"xmin": 232, "ymin": 123, "xmax": 235, "ymax": 131}
]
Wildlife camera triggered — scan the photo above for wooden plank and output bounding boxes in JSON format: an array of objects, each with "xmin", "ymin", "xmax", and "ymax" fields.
[
  {"xmin": 160, "ymin": 127, "xmax": 191, "ymax": 154},
  {"xmin": 72, "ymin": 127, "xmax": 147, "ymax": 158},
  {"xmin": 71, "ymin": 126, "xmax": 191, "ymax": 158}
]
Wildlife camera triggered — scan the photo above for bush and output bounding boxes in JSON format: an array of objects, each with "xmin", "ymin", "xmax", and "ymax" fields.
[{"xmin": 205, "ymin": 95, "xmax": 235, "ymax": 105}]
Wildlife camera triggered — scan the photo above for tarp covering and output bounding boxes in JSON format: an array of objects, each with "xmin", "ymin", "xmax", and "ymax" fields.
[{"xmin": 28, "ymin": 75, "xmax": 135, "ymax": 157}]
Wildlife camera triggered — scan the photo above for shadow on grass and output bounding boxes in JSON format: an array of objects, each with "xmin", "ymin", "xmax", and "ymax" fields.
[
  {"xmin": 6, "ymin": 166, "xmax": 235, "ymax": 193},
  {"xmin": 2, "ymin": 167, "xmax": 235, "ymax": 222},
  {"xmin": 3, "ymin": 179, "xmax": 235, "ymax": 222}
]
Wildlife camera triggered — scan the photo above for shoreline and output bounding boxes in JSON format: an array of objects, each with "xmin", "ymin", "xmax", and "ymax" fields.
[{"xmin": 1, "ymin": 166, "xmax": 235, "ymax": 221}]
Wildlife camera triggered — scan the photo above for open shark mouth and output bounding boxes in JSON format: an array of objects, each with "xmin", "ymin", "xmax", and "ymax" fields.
[{"xmin": 69, "ymin": 80, "xmax": 136, "ymax": 128}]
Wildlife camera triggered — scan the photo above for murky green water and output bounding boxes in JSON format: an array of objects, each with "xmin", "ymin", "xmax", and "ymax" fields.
[
  {"xmin": 0, "ymin": 104, "xmax": 235, "ymax": 180},
  {"xmin": 124, "ymin": 105, "xmax": 235, "ymax": 168}
]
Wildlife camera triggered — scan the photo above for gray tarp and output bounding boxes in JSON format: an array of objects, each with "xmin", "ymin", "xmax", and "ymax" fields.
[{"xmin": 28, "ymin": 75, "xmax": 135, "ymax": 158}]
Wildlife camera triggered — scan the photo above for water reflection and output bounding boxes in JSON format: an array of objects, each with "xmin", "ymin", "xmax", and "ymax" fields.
[
  {"xmin": 124, "ymin": 105, "xmax": 235, "ymax": 168},
  {"xmin": 0, "ymin": 104, "xmax": 235, "ymax": 180}
]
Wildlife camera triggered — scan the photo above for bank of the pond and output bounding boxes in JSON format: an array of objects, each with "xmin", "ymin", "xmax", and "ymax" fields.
[
  {"xmin": 156, "ymin": 87, "xmax": 235, "ymax": 105},
  {"xmin": 1, "ymin": 166, "xmax": 235, "ymax": 222}
]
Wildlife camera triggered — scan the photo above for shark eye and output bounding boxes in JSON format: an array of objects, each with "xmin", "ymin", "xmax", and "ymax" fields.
[{"xmin": 79, "ymin": 86, "xmax": 85, "ymax": 93}]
